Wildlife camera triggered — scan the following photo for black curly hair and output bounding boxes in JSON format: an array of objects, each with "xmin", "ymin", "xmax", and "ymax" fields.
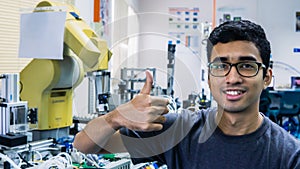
[{"xmin": 207, "ymin": 20, "xmax": 271, "ymax": 77}]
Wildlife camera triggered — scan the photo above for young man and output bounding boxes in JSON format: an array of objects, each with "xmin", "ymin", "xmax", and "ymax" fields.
[{"xmin": 73, "ymin": 20, "xmax": 300, "ymax": 168}]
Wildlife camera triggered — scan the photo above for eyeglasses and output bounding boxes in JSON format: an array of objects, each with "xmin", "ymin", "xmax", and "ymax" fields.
[{"xmin": 208, "ymin": 61, "xmax": 266, "ymax": 77}]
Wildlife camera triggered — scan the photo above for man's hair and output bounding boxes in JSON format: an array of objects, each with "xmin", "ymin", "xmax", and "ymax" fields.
[{"xmin": 207, "ymin": 20, "xmax": 271, "ymax": 76}]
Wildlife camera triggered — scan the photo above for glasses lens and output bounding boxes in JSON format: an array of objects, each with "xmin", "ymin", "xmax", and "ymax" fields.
[
  {"xmin": 237, "ymin": 62, "xmax": 259, "ymax": 77},
  {"xmin": 209, "ymin": 62, "xmax": 230, "ymax": 76},
  {"xmin": 209, "ymin": 62, "xmax": 262, "ymax": 77}
]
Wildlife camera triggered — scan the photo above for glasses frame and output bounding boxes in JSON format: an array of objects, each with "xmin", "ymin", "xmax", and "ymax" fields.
[{"xmin": 207, "ymin": 61, "xmax": 266, "ymax": 77}]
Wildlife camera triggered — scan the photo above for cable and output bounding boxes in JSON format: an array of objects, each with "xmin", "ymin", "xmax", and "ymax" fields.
[
  {"xmin": 37, "ymin": 157, "xmax": 65, "ymax": 169},
  {"xmin": 0, "ymin": 152, "xmax": 21, "ymax": 169},
  {"xmin": 56, "ymin": 152, "xmax": 73, "ymax": 166},
  {"xmin": 82, "ymin": 153, "xmax": 101, "ymax": 168},
  {"xmin": 35, "ymin": 151, "xmax": 73, "ymax": 169},
  {"xmin": 17, "ymin": 153, "xmax": 33, "ymax": 167}
]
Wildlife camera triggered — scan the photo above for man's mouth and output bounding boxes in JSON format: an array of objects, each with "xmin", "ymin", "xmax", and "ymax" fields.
[
  {"xmin": 224, "ymin": 89, "xmax": 246, "ymax": 100},
  {"xmin": 225, "ymin": 90, "xmax": 244, "ymax": 96}
]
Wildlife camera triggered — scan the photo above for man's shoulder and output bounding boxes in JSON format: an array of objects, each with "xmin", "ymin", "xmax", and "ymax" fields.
[
  {"xmin": 265, "ymin": 117, "xmax": 299, "ymax": 139},
  {"xmin": 263, "ymin": 117, "xmax": 300, "ymax": 168},
  {"xmin": 264, "ymin": 117, "xmax": 300, "ymax": 149}
]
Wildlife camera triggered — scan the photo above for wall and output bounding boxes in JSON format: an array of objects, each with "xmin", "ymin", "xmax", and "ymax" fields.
[{"xmin": 75, "ymin": 0, "xmax": 94, "ymax": 23}]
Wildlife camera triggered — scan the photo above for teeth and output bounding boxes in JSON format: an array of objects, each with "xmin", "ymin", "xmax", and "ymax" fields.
[{"xmin": 226, "ymin": 90, "xmax": 242, "ymax": 95}]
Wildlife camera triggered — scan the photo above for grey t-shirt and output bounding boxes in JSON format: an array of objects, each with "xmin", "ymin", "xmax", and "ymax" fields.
[{"xmin": 120, "ymin": 108, "xmax": 300, "ymax": 169}]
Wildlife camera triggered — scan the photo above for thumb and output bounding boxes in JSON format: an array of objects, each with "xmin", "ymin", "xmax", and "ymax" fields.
[{"xmin": 140, "ymin": 70, "xmax": 153, "ymax": 95}]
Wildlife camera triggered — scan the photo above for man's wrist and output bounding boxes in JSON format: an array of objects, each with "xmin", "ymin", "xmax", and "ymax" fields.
[{"xmin": 104, "ymin": 109, "xmax": 123, "ymax": 130}]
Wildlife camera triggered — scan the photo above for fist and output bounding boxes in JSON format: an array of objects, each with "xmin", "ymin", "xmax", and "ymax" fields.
[{"xmin": 115, "ymin": 71, "xmax": 170, "ymax": 131}]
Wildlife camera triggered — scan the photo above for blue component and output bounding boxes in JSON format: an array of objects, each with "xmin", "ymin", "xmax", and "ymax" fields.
[
  {"xmin": 152, "ymin": 162, "xmax": 159, "ymax": 168},
  {"xmin": 69, "ymin": 12, "xmax": 81, "ymax": 20},
  {"xmin": 294, "ymin": 48, "xmax": 300, "ymax": 53},
  {"xmin": 283, "ymin": 117, "xmax": 299, "ymax": 137}
]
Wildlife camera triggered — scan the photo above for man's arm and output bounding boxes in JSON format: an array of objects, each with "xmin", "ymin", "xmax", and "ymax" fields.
[
  {"xmin": 73, "ymin": 71, "xmax": 169, "ymax": 154},
  {"xmin": 72, "ymin": 111, "xmax": 125, "ymax": 154}
]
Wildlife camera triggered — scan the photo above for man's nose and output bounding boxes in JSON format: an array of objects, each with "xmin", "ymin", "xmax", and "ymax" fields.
[{"xmin": 225, "ymin": 66, "xmax": 243, "ymax": 84}]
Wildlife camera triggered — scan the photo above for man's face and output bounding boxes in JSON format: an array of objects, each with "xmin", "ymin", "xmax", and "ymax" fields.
[{"xmin": 208, "ymin": 41, "xmax": 271, "ymax": 114}]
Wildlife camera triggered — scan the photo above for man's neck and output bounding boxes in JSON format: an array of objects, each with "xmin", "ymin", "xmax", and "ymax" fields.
[{"xmin": 216, "ymin": 111, "xmax": 263, "ymax": 136}]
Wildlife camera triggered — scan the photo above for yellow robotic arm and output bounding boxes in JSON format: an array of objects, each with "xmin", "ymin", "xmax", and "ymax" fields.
[
  {"xmin": 20, "ymin": 1, "xmax": 111, "ymax": 133},
  {"xmin": 35, "ymin": 0, "xmax": 112, "ymax": 71}
]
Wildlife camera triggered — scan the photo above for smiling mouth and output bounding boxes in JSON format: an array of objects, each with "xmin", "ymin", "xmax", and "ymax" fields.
[{"xmin": 225, "ymin": 90, "xmax": 244, "ymax": 95}]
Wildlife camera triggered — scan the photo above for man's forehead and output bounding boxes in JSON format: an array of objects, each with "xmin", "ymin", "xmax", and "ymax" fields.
[
  {"xmin": 209, "ymin": 41, "xmax": 261, "ymax": 61},
  {"xmin": 211, "ymin": 55, "xmax": 259, "ymax": 62}
]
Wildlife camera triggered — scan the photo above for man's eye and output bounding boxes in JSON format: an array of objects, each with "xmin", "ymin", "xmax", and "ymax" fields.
[
  {"xmin": 240, "ymin": 63, "xmax": 256, "ymax": 69},
  {"xmin": 214, "ymin": 63, "xmax": 228, "ymax": 69}
]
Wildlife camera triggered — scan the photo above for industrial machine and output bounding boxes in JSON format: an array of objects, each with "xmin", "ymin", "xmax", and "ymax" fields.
[
  {"xmin": 20, "ymin": 1, "xmax": 112, "ymax": 140},
  {"xmin": 0, "ymin": 74, "xmax": 28, "ymax": 147}
]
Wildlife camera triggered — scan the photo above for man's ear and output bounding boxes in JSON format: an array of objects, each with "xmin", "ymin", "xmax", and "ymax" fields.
[{"xmin": 263, "ymin": 68, "xmax": 273, "ymax": 89}]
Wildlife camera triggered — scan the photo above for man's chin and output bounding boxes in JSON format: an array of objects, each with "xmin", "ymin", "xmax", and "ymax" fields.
[{"xmin": 222, "ymin": 107, "xmax": 245, "ymax": 114}]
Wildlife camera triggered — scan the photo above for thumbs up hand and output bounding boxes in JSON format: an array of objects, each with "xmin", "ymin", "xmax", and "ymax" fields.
[{"xmin": 111, "ymin": 70, "xmax": 170, "ymax": 131}]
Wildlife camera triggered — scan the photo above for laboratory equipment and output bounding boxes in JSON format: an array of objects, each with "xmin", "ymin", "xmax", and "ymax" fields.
[
  {"xmin": 182, "ymin": 90, "xmax": 211, "ymax": 111},
  {"xmin": 87, "ymin": 70, "xmax": 111, "ymax": 114},
  {"xmin": 0, "ymin": 74, "xmax": 28, "ymax": 147}
]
